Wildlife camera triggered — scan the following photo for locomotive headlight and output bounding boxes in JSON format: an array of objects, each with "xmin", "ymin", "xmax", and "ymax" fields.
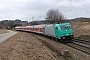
[
  {"xmin": 71, "ymin": 35, "xmax": 74, "ymax": 38},
  {"xmin": 71, "ymin": 34, "xmax": 73, "ymax": 35},
  {"xmin": 66, "ymin": 30, "xmax": 67, "ymax": 31}
]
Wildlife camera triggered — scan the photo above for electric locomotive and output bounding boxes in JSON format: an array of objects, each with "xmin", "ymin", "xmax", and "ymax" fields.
[{"xmin": 44, "ymin": 23, "xmax": 74, "ymax": 42}]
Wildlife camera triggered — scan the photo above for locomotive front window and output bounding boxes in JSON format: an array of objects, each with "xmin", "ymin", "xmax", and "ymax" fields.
[{"xmin": 60, "ymin": 25, "xmax": 71, "ymax": 30}]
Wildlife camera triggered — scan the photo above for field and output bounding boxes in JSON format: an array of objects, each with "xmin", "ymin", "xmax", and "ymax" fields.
[
  {"xmin": 71, "ymin": 22, "xmax": 90, "ymax": 40},
  {"xmin": 0, "ymin": 32, "xmax": 59, "ymax": 60},
  {"xmin": 0, "ymin": 29, "xmax": 7, "ymax": 34}
]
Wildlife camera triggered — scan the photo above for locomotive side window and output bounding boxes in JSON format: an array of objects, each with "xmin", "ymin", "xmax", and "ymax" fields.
[{"xmin": 56, "ymin": 27, "xmax": 58, "ymax": 30}]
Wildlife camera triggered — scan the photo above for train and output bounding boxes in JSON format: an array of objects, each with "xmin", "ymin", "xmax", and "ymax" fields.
[{"xmin": 15, "ymin": 23, "xmax": 74, "ymax": 42}]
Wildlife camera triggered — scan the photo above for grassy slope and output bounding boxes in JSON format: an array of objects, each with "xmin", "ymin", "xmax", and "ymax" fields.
[
  {"xmin": 0, "ymin": 29, "xmax": 7, "ymax": 34},
  {"xmin": 71, "ymin": 22, "xmax": 90, "ymax": 40}
]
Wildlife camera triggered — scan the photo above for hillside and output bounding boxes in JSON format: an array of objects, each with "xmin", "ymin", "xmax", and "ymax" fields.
[
  {"xmin": 73, "ymin": 18, "xmax": 90, "ymax": 22},
  {"xmin": 71, "ymin": 22, "xmax": 90, "ymax": 40},
  {"xmin": 62, "ymin": 18, "xmax": 90, "ymax": 22}
]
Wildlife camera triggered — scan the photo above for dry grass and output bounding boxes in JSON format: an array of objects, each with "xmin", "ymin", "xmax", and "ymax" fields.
[
  {"xmin": 71, "ymin": 22, "xmax": 90, "ymax": 40},
  {"xmin": 0, "ymin": 32, "xmax": 58, "ymax": 60},
  {"xmin": 34, "ymin": 34, "xmax": 90, "ymax": 60},
  {"xmin": 0, "ymin": 29, "xmax": 8, "ymax": 34}
]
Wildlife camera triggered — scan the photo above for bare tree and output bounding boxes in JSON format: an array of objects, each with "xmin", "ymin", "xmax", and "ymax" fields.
[{"xmin": 45, "ymin": 9, "xmax": 65, "ymax": 24}]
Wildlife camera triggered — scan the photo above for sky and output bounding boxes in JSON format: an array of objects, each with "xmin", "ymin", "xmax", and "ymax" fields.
[{"xmin": 0, "ymin": 0, "xmax": 90, "ymax": 22}]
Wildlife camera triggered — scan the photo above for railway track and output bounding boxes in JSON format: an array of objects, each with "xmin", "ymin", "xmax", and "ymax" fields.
[
  {"xmin": 65, "ymin": 38, "xmax": 90, "ymax": 55},
  {"xmin": 37, "ymin": 34, "xmax": 90, "ymax": 55},
  {"xmin": 31, "ymin": 34, "xmax": 75, "ymax": 60},
  {"xmin": 32, "ymin": 33, "xmax": 90, "ymax": 55},
  {"xmin": 66, "ymin": 42, "xmax": 90, "ymax": 55},
  {"xmin": 73, "ymin": 38, "xmax": 90, "ymax": 49},
  {"xmin": 73, "ymin": 38, "xmax": 90, "ymax": 45},
  {"xmin": 27, "ymin": 33, "xmax": 90, "ymax": 60}
]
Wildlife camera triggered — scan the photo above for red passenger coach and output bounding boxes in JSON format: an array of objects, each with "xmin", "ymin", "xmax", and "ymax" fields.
[
  {"xmin": 25, "ymin": 26, "xmax": 33, "ymax": 32},
  {"xmin": 20, "ymin": 27, "xmax": 26, "ymax": 31},
  {"xmin": 33, "ymin": 25, "xmax": 44, "ymax": 34},
  {"xmin": 15, "ymin": 25, "xmax": 45, "ymax": 34},
  {"xmin": 15, "ymin": 26, "xmax": 21, "ymax": 31}
]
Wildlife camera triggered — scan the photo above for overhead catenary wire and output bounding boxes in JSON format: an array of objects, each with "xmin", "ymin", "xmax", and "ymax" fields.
[
  {"xmin": 64, "ymin": 3, "xmax": 90, "ymax": 14},
  {"xmin": 34, "ymin": 0, "xmax": 90, "ymax": 21},
  {"xmin": 34, "ymin": 0, "xmax": 76, "ymax": 21},
  {"xmin": 66, "ymin": 11, "xmax": 90, "ymax": 19},
  {"xmin": 64, "ymin": 3, "xmax": 90, "ymax": 18},
  {"xmin": 34, "ymin": 15, "xmax": 45, "ymax": 21},
  {"xmin": 61, "ymin": 1, "xmax": 90, "ymax": 19},
  {"xmin": 58, "ymin": 0, "xmax": 73, "ymax": 9},
  {"xmin": 35, "ymin": 0, "xmax": 72, "ymax": 20}
]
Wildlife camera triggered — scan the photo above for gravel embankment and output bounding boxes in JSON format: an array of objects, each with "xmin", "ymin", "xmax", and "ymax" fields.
[
  {"xmin": 33, "ymin": 34, "xmax": 90, "ymax": 60},
  {"xmin": 0, "ymin": 32, "xmax": 59, "ymax": 60}
]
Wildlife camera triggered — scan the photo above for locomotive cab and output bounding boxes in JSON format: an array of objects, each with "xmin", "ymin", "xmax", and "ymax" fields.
[{"xmin": 55, "ymin": 23, "xmax": 74, "ymax": 42}]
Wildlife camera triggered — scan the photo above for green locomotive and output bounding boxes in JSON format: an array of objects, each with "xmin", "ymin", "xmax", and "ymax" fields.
[{"xmin": 44, "ymin": 23, "xmax": 74, "ymax": 42}]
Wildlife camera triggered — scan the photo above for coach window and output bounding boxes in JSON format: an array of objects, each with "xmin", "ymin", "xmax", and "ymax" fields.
[{"xmin": 27, "ymin": 28, "xmax": 29, "ymax": 30}]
